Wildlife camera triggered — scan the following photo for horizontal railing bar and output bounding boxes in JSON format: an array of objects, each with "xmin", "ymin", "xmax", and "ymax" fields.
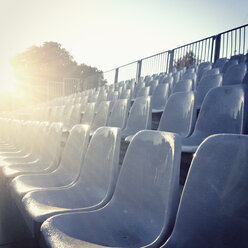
[{"xmin": 103, "ymin": 23, "xmax": 248, "ymax": 74}]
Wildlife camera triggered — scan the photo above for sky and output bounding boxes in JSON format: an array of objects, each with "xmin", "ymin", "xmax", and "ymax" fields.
[{"xmin": 0, "ymin": 0, "xmax": 248, "ymax": 92}]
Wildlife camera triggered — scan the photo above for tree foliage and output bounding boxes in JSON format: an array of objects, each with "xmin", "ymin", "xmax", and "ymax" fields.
[
  {"xmin": 11, "ymin": 42, "xmax": 104, "ymax": 88},
  {"xmin": 173, "ymin": 51, "xmax": 198, "ymax": 69}
]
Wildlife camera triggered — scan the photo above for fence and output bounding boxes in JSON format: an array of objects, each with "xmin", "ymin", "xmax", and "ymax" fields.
[{"xmin": 103, "ymin": 24, "xmax": 248, "ymax": 85}]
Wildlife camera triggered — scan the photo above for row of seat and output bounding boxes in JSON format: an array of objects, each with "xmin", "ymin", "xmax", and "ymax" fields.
[{"xmin": 0, "ymin": 119, "xmax": 247, "ymax": 247}]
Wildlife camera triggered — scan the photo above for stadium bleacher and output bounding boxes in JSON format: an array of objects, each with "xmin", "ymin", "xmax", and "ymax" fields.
[{"xmin": 0, "ymin": 25, "xmax": 248, "ymax": 248}]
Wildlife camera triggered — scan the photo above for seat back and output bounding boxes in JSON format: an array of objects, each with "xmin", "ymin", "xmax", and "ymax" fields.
[
  {"xmin": 53, "ymin": 124, "xmax": 90, "ymax": 185},
  {"xmin": 173, "ymin": 79, "xmax": 192, "ymax": 93},
  {"xmin": 223, "ymin": 63, "xmax": 247, "ymax": 85},
  {"xmin": 90, "ymin": 101, "xmax": 110, "ymax": 134},
  {"xmin": 163, "ymin": 134, "xmax": 248, "ymax": 248},
  {"xmin": 195, "ymin": 74, "xmax": 223, "ymax": 109},
  {"xmin": 222, "ymin": 59, "xmax": 238, "ymax": 73},
  {"xmin": 194, "ymin": 85, "xmax": 246, "ymax": 136},
  {"xmin": 152, "ymin": 83, "xmax": 170, "ymax": 111},
  {"xmin": 122, "ymin": 96, "xmax": 151, "ymax": 136},
  {"xmin": 81, "ymin": 102, "xmax": 95, "ymax": 126},
  {"xmin": 77, "ymin": 127, "xmax": 121, "ymax": 207},
  {"xmin": 158, "ymin": 92, "xmax": 196, "ymax": 138},
  {"xmin": 108, "ymin": 131, "xmax": 181, "ymax": 246},
  {"xmin": 108, "ymin": 99, "xmax": 130, "ymax": 129}
]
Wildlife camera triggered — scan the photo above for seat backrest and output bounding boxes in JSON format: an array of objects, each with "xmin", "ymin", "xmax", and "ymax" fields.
[
  {"xmin": 201, "ymin": 67, "xmax": 220, "ymax": 78},
  {"xmin": 137, "ymin": 86, "xmax": 150, "ymax": 97},
  {"xmin": 222, "ymin": 59, "xmax": 238, "ymax": 73},
  {"xmin": 52, "ymin": 124, "xmax": 90, "ymax": 185},
  {"xmin": 152, "ymin": 83, "xmax": 170, "ymax": 111},
  {"xmin": 108, "ymin": 131, "xmax": 182, "ymax": 246},
  {"xmin": 194, "ymin": 85, "xmax": 246, "ymax": 136},
  {"xmin": 213, "ymin": 57, "xmax": 228, "ymax": 70},
  {"xmin": 108, "ymin": 99, "xmax": 130, "ymax": 129},
  {"xmin": 77, "ymin": 127, "xmax": 121, "ymax": 207},
  {"xmin": 195, "ymin": 74, "xmax": 223, "ymax": 109},
  {"xmin": 223, "ymin": 63, "xmax": 247, "ymax": 85},
  {"xmin": 158, "ymin": 92, "xmax": 196, "ymax": 138},
  {"xmin": 81, "ymin": 102, "xmax": 95, "ymax": 126},
  {"xmin": 90, "ymin": 101, "xmax": 110, "ymax": 134},
  {"xmin": 163, "ymin": 134, "xmax": 248, "ymax": 248},
  {"xmin": 173, "ymin": 79, "xmax": 192, "ymax": 93},
  {"xmin": 182, "ymin": 72, "xmax": 197, "ymax": 89},
  {"xmin": 41, "ymin": 122, "xmax": 63, "ymax": 169},
  {"xmin": 122, "ymin": 96, "xmax": 152, "ymax": 136},
  {"xmin": 120, "ymin": 89, "xmax": 131, "ymax": 99}
]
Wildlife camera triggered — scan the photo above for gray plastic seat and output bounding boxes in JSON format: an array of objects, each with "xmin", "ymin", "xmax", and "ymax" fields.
[
  {"xmin": 107, "ymin": 99, "xmax": 130, "ymax": 129},
  {"xmin": 182, "ymin": 72, "xmax": 197, "ymax": 89},
  {"xmin": 81, "ymin": 102, "xmax": 95, "ymax": 126},
  {"xmin": 0, "ymin": 122, "xmax": 49, "ymax": 167},
  {"xmin": 223, "ymin": 63, "xmax": 247, "ymax": 85},
  {"xmin": 151, "ymin": 83, "xmax": 170, "ymax": 113},
  {"xmin": 213, "ymin": 57, "xmax": 228, "ymax": 71},
  {"xmin": 148, "ymin": 80, "xmax": 159, "ymax": 95},
  {"xmin": 41, "ymin": 130, "xmax": 182, "ymax": 248},
  {"xmin": 136, "ymin": 86, "xmax": 150, "ymax": 97},
  {"xmin": 2, "ymin": 122, "xmax": 63, "ymax": 179},
  {"xmin": 90, "ymin": 101, "xmax": 110, "ymax": 134},
  {"xmin": 172, "ymin": 79, "xmax": 192, "ymax": 93},
  {"xmin": 158, "ymin": 92, "xmax": 196, "ymax": 138},
  {"xmin": 182, "ymin": 85, "xmax": 247, "ymax": 152},
  {"xmin": 120, "ymin": 89, "xmax": 131, "ymax": 99},
  {"xmin": 162, "ymin": 134, "xmax": 248, "ymax": 248},
  {"xmin": 195, "ymin": 74, "xmax": 223, "ymax": 109},
  {"xmin": 197, "ymin": 62, "xmax": 212, "ymax": 82},
  {"xmin": 222, "ymin": 59, "xmax": 238, "ymax": 73},
  {"xmin": 201, "ymin": 68, "xmax": 220, "ymax": 78},
  {"xmin": 11, "ymin": 124, "xmax": 90, "ymax": 203},
  {"xmin": 22, "ymin": 127, "xmax": 121, "ymax": 236},
  {"xmin": 121, "ymin": 96, "xmax": 152, "ymax": 138}
]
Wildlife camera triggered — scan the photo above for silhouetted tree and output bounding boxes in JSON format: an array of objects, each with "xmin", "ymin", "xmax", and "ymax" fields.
[
  {"xmin": 11, "ymin": 42, "xmax": 104, "ymax": 89},
  {"xmin": 173, "ymin": 51, "xmax": 198, "ymax": 69}
]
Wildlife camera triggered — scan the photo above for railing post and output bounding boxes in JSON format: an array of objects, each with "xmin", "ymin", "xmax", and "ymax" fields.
[
  {"xmin": 136, "ymin": 60, "xmax": 142, "ymax": 83},
  {"xmin": 168, "ymin": 49, "xmax": 174, "ymax": 73},
  {"xmin": 214, "ymin": 34, "xmax": 221, "ymax": 62},
  {"xmin": 114, "ymin": 68, "xmax": 119, "ymax": 84}
]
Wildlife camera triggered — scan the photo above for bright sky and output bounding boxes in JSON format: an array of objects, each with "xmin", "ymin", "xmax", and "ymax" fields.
[{"xmin": 0, "ymin": 0, "xmax": 248, "ymax": 92}]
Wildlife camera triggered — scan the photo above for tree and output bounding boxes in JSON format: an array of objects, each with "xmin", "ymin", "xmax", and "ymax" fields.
[
  {"xmin": 173, "ymin": 51, "xmax": 198, "ymax": 70},
  {"xmin": 11, "ymin": 42, "xmax": 104, "ymax": 91}
]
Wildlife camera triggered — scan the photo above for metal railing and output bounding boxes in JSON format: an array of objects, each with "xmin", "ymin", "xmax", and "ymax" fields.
[{"xmin": 103, "ymin": 24, "xmax": 248, "ymax": 84}]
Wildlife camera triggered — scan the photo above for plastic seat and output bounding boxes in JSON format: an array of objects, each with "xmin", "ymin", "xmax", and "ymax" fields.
[
  {"xmin": 222, "ymin": 59, "xmax": 238, "ymax": 73},
  {"xmin": 201, "ymin": 68, "xmax": 220, "ymax": 78},
  {"xmin": 172, "ymin": 79, "xmax": 192, "ymax": 93},
  {"xmin": 151, "ymin": 83, "xmax": 170, "ymax": 113},
  {"xmin": 41, "ymin": 130, "xmax": 182, "ymax": 248},
  {"xmin": 197, "ymin": 62, "xmax": 212, "ymax": 82},
  {"xmin": 120, "ymin": 89, "xmax": 131, "ymax": 99},
  {"xmin": 213, "ymin": 57, "xmax": 228, "ymax": 71},
  {"xmin": 22, "ymin": 127, "xmax": 121, "ymax": 236},
  {"xmin": 182, "ymin": 85, "xmax": 247, "ymax": 152},
  {"xmin": 0, "ymin": 122, "xmax": 48, "ymax": 167},
  {"xmin": 158, "ymin": 92, "xmax": 196, "ymax": 138},
  {"xmin": 223, "ymin": 63, "xmax": 247, "ymax": 85},
  {"xmin": 121, "ymin": 96, "xmax": 151, "ymax": 138},
  {"xmin": 136, "ymin": 86, "xmax": 150, "ymax": 97},
  {"xmin": 2, "ymin": 122, "xmax": 63, "ymax": 179},
  {"xmin": 81, "ymin": 102, "xmax": 95, "ymax": 127},
  {"xmin": 162, "ymin": 134, "xmax": 248, "ymax": 248},
  {"xmin": 90, "ymin": 101, "xmax": 110, "ymax": 134},
  {"xmin": 107, "ymin": 99, "xmax": 130, "ymax": 129},
  {"xmin": 10, "ymin": 124, "xmax": 90, "ymax": 203},
  {"xmin": 195, "ymin": 74, "xmax": 223, "ymax": 110},
  {"xmin": 182, "ymin": 72, "xmax": 197, "ymax": 89}
]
